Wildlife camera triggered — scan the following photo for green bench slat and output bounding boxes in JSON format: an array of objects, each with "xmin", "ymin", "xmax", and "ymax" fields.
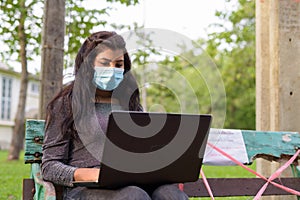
[
  {"xmin": 24, "ymin": 119, "xmax": 45, "ymax": 164},
  {"xmin": 242, "ymin": 130, "xmax": 300, "ymax": 162}
]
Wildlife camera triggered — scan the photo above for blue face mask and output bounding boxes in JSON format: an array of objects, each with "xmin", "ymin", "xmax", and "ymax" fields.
[{"xmin": 93, "ymin": 67, "xmax": 124, "ymax": 91}]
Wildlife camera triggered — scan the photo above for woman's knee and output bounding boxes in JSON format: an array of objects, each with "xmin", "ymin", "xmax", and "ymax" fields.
[
  {"xmin": 152, "ymin": 184, "xmax": 188, "ymax": 200},
  {"xmin": 115, "ymin": 186, "xmax": 151, "ymax": 200}
]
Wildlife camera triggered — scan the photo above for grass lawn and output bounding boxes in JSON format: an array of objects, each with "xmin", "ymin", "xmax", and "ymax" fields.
[
  {"xmin": 0, "ymin": 150, "xmax": 256, "ymax": 200},
  {"xmin": 0, "ymin": 150, "xmax": 30, "ymax": 200}
]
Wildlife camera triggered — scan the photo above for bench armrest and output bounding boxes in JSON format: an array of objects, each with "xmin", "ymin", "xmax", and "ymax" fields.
[{"xmin": 31, "ymin": 163, "xmax": 57, "ymax": 200}]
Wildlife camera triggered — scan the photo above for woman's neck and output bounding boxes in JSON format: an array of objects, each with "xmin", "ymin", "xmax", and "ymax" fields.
[
  {"xmin": 94, "ymin": 89, "xmax": 119, "ymax": 104},
  {"xmin": 94, "ymin": 97, "xmax": 110, "ymax": 103}
]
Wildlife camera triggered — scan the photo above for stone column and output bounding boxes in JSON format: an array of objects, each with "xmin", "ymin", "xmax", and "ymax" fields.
[{"xmin": 256, "ymin": 0, "xmax": 300, "ymax": 199}]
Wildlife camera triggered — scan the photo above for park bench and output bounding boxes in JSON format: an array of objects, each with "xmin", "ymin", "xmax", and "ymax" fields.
[{"xmin": 23, "ymin": 119, "xmax": 300, "ymax": 199}]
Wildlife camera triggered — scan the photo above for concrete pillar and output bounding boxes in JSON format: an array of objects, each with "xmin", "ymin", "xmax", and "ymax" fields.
[{"xmin": 256, "ymin": 0, "xmax": 300, "ymax": 199}]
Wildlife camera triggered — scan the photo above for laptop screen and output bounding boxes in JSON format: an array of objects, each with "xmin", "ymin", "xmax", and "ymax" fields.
[{"xmin": 97, "ymin": 111, "xmax": 212, "ymax": 189}]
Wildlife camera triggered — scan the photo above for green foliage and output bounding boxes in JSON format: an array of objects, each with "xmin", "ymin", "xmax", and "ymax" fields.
[
  {"xmin": 130, "ymin": 1, "xmax": 255, "ymax": 130},
  {"xmin": 148, "ymin": 54, "xmax": 212, "ymax": 114},
  {"xmin": 129, "ymin": 24, "xmax": 163, "ymax": 110},
  {"xmin": 106, "ymin": 0, "xmax": 139, "ymax": 6},
  {"xmin": 205, "ymin": 0, "xmax": 256, "ymax": 129},
  {"xmin": 129, "ymin": 27, "xmax": 226, "ymax": 128},
  {"xmin": 0, "ymin": 0, "xmax": 140, "ymax": 67},
  {"xmin": 0, "ymin": 150, "xmax": 30, "ymax": 200},
  {"xmin": 0, "ymin": 0, "xmax": 43, "ymax": 62},
  {"xmin": 65, "ymin": 0, "xmax": 109, "ymax": 57}
]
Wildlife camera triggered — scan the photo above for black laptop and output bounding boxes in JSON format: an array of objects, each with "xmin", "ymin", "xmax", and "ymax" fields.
[{"xmin": 73, "ymin": 111, "xmax": 212, "ymax": 189}]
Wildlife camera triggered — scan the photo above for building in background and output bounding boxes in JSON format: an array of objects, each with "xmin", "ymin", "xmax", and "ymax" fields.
[{"xmin": 0, "ymin": 62, "xmax": 40, "ymax": 149}]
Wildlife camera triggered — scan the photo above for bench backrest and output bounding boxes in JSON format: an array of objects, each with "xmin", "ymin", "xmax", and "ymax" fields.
[{"xmin": 24, "ymin": 119, "xmax": 300, "ymax": 198}]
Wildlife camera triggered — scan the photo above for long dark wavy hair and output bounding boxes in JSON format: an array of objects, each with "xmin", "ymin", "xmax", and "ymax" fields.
[{"xmin": 45, "ymin": 31, "xmax": 142, "ymax": 138}]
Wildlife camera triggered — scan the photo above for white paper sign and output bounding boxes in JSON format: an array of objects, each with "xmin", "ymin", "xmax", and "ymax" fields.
[{"xmin": 203, "ymin": 128, "xmax": 249, "ymax": 166}]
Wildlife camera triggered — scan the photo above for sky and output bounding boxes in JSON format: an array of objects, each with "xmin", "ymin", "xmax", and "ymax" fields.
[{"xmin": 83, "ymin": 0, "xmax": 226, "ymax": 40}]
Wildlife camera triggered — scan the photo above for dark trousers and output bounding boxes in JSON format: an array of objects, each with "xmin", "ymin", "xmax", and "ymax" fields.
[{"xmin": 64, "ymin": 184, "xmax": 189, "ymax": 200}]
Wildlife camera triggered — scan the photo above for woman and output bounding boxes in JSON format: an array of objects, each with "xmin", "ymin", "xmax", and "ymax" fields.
[{"xmin": 41, "ymin": 31, "xmax": 188, "ymax": 200}]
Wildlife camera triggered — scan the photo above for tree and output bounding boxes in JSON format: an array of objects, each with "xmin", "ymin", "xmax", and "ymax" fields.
[
  {"xmin": 39, "ymin": 0, "xmax": 65, "ymax": 120},
  {"xmin": 0, "ymin": 0, "xmax": 37, "ymax": 160},
  {"xmin": 0, "ymin": 0, "xmax": 139, "ymax": 160},
  {"xmin": 129, "ymin": 24, "xmax": 161, "ymax": 110}
]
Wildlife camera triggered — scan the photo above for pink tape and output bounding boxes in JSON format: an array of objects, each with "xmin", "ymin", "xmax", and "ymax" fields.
[
  {"xmin": 254, "ymin": 148, "xmax": 300, "ymax": 199},
  {"xmin": 200, "ymin": 169, "xmax": 215, "ymax": 199},
  {"xmin": 207, "ymin": 142, "xmax": 300, "ymax": 197},
  {"xmin": 178, "ymin": 183, "xmax": 184, "ymax": 191}
]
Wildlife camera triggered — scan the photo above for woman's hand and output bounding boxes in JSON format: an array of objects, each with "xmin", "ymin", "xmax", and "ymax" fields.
[{"xmin": 74, "ymin": 168, "xmax": 100, "ymax": 182}]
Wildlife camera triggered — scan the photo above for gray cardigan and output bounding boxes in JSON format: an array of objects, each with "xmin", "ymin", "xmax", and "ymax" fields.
[{"xmin": 41, "ymin": 98, "xmax": 121, "ymax": 187}]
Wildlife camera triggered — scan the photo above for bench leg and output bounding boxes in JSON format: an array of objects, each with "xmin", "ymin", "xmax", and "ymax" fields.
[{"xmin": 23, "ymin": 179, "xmax": 35, "ymax": 200}]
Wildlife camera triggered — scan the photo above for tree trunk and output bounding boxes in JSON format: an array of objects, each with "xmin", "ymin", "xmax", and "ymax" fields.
[
  {"xmin": 39, "ymin": 0, "xmax": 65, "ymax": 119},
  {"xmin": 8, "ymin": 0, "xmax": 28, "ymax": 160}
]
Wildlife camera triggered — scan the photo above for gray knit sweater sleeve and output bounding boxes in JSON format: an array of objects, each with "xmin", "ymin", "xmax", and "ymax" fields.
[{"xmin": 41, "ymin": 97, "xmax": 77, "ymax": 187}]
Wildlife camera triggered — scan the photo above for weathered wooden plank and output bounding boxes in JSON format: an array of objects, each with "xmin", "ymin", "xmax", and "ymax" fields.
[
  {"xmin": 242, "ymin": 130, "xmax": 300, "ymax": 162},
  {"xmin": 24, "ymin": 119, "xmax": 45, "ymax": 163},
  {"xmin": 23, "ymin": 179, "xmax": 35, "ymax": 200},
  {"xmin": 24, "ymin": 120, "xmax": 300, "ymax": 164},
  {"xmin": 183, "ymin": 178, "xmax": 300, "ymax": 197}
]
